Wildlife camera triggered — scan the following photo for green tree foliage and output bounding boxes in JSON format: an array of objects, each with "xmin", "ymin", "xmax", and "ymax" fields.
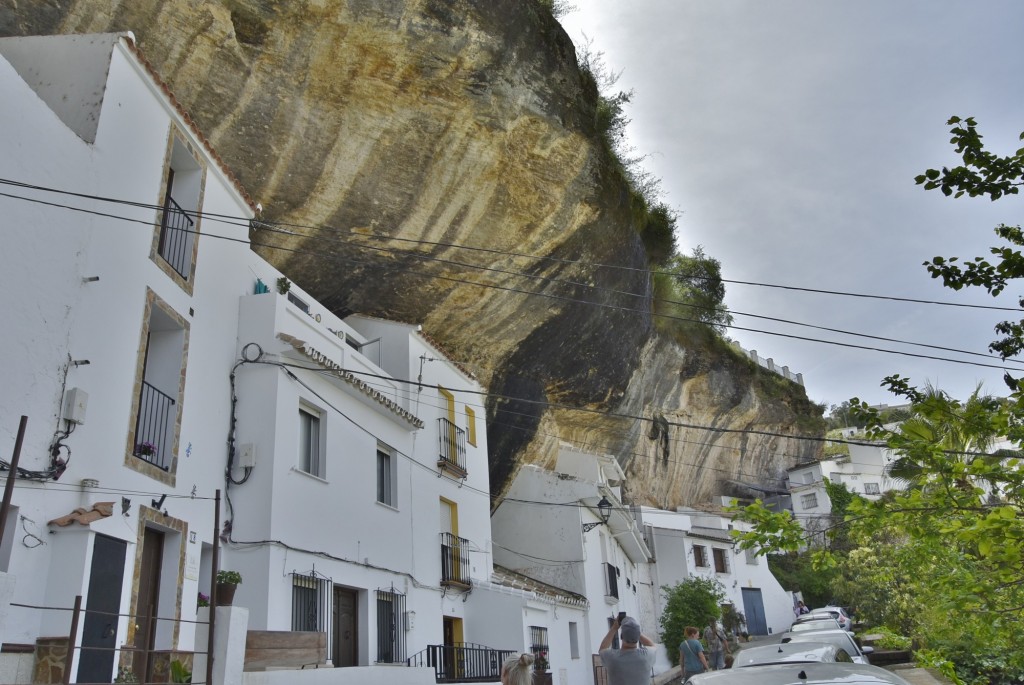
[
  {"xmin": 654, "ymin": 246, "xmax": 733, "ymax": 334},
  {"xmin": 766, "ymin": 552, "xmax": 836, "ymax": 608},
  {"xmin": 659, "ymin": 577, "xmax": 725, "ymax": 665}
]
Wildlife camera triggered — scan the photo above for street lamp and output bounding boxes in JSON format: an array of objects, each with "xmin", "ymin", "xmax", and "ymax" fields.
[{"xmin": 582, "ymin": 495, "xmax": 613, "ymax": 533}]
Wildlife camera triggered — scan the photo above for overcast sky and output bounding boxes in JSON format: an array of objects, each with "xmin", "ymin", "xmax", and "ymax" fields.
[{"xmin": 559, "ymin": 1, "xmax": 1024, "ymax": 409}]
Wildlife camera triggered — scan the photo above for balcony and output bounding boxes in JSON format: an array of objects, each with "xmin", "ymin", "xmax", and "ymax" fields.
[
  {"xmin": 407, "ymin": 643, "xmax": 515, "ymax": 683},
  {"xmin": 158, "ymin": 195, "xmax": 195, "ymax": 279},
  {"xmin": 440, "ymin": 533, "xmax": 471, "ymax": 589},
  {"xmin": 437, "ymin": 418, "xmax": 467, "ymax": 479},
  {"xmin": 134, "ymin": 380, "xmax": 175, "ymax": 470}
]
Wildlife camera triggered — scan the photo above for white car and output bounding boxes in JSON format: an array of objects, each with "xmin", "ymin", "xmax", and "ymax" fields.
[
  {"xmin": 790, "ymin": 617, "xmax": 844, "ymax": 633},
  {"xmin": 807, "ymin": 606, "xmax": 853, "ymax": 631},
  {"xmin": 684, "ymin": 662, "xmax": 912, "ymax": 685},
  {"xmin": 732, "ymin": 641, "xmax": 855, "ymax": 667},
  {"xmin": 781, "ymin": 629, "xmax": 874, "ymax": 665}
]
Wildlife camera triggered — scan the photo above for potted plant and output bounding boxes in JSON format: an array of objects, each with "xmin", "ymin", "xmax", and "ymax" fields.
[
  {"xmin": 215, "ymin": 570, "xmax": 242, "ymax": 606},
  {"xmin": 135, "ymin": 441, "xmax": 157, "ymax": 457}
]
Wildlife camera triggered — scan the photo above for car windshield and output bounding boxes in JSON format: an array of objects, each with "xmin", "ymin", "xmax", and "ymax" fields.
[{"xmin": 788, "ymin": 632, "xmax": 860, "ymax": 656}]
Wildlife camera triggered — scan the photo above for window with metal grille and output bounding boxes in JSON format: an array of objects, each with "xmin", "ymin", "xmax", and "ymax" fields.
[
  {"xmin": 801, "ymin": 493, "xmax": 818, "ymax": 509},
  {"xmin": 291, "ymin": 571, "xmax": 331, "ymax": 639},
  {"xmin": 693, "ymin": 544, "xmax": 708, "ymax": 567},
  {"xmin": 376, "ymin": 588, "xmax": 406, "ymax": 663},
  {"xmin": 713, "ymin": 547, "xmax": 729, "ymax": 573},
  {"xmin": 529, "ymin": 626, "xmax": 549, "ymax": 672},
  {"xmin": 864, "ymin": 482, "xmax": 880, "ymax": 495}
]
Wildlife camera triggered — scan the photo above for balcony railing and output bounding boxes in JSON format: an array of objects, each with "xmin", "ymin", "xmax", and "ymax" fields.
[
  {"xmin": 437, "ymin": 418, "xmax": 467, "ymax": 478},
  {"xmin": 134, "ymin": 381, "xmax": 175, "ymax": 470},
  {"xmin": 440, "ymin": 533, "xmax": 471, "ymax": 588},
  {"xmin": 407, "ymin": 643, "xmax": 516, "ymax": 683},
  {"xmin": 158, "ymin": 195, "xmax": 195, "ymax": 279}
]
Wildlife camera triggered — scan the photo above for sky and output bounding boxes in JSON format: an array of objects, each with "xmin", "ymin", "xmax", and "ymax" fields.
[{"xmin": 559, "ymin": 1, "xmax": 1024, "ymax": 409}]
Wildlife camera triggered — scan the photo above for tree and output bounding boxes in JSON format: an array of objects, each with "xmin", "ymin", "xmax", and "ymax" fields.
[
  {"xmin": 731, "ymin": 116, "xmax": 1024, "ymax": 682},
  {"xmin": 659, "ymin": 577, "xmax": 725, "ymax": 665},
  {"xmin": 658, "ymin": 246, "xmax": 733, "ymax": 333}
]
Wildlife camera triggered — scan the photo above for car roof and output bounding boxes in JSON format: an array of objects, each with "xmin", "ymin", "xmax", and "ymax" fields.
[
  {"xmin": 782, "ymin": 630, "xmax": 862, "ymax": 653},
  {"xmin": 733, "ymin": 642, "xmax": 841, "ymax": 667},
  {"xmin": 684, "ymin": 662, "xmax": 911, "ymax": 685},
  {"xmin": 791, "ymin": 618, "xmax": 842, "ymax": 631}
]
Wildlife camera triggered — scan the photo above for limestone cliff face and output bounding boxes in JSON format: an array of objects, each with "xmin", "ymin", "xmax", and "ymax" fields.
[{"xmin": 3, "ymin": 0, "xmax": 823, "ymax": 507}]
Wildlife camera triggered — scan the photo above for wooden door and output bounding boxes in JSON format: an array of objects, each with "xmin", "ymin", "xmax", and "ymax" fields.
[
  {"xmin": 133, "ymin": 528, "xmax": 164, "ymax": 681},
  {"xmin": 332, "ymin": 587, "xmax": 358, "ymax": 667}
]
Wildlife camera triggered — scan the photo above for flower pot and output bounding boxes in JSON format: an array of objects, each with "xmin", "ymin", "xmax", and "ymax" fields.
[{"xmin": 215, "ymin": 582, "xmax": 237, "ymax": 606}]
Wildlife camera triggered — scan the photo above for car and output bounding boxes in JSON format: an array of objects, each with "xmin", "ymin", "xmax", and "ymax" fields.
[
  {"xmin": 781, "ymin": 628, "xmax": 874, "ymax": 665},
  {"xmin": 789, "ymin": 617, "xmax": 844, "ymax": 633},
  {"xmin": 683, "ymin": 662, "xmax": 913, "ymax": 685},
  {"xmin": 731, "ymin": 641, "xmax": 854, "ymax": 667},
  {"xmin": 808, "ymin": 606, "xmax": 853, "ymax": 631}
]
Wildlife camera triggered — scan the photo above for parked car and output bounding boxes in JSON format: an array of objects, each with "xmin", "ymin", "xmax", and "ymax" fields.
[
  {"xmin": 683, "ymin": 662, "xmax": 913, "ymax": 685},
  {"xmin": 781, "ymin": 629, "xmax": 874, "ymax": 665},
  {"xmin": 732, "ymin": 641, "xmax": 854, "ymax": 667},
  {"xmin": 808, "ymin": 606, "xmax": 853, "ymax": 631},
  {"xmin": 790, "ymin": 617, "xmax": 844, "ymax": 633}
]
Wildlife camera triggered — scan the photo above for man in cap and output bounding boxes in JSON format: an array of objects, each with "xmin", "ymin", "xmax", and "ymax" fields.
[{"xmin": 598, "ymin": 614, "xmax": 656, "ymax": 684}]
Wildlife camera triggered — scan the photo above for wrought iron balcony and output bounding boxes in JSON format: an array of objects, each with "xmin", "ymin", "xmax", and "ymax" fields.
[
  {"xmin": 134, "ymin": 380, "xmax": 175, "ymax": 470},
  {"xmin": 437, "ymin": 418, "xmax": 467, "ymax": 478},
  {"xmin": 158, "ymin": 195, "xmax": 195, "ymax": 279},
  {"xmin": 407, "ymin": 643, "xmax": 515, "ymax": 683},
  {"xmin": 440, "ymin": 532, "xmax": 471, "ymax": 588}
]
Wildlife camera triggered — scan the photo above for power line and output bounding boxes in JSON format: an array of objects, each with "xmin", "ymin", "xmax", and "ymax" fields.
[{"xmin": 1, "ymin": 182, "xmax": 1019, "ymax": 372}]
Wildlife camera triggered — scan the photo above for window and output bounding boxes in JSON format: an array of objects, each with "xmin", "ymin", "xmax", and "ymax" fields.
[
  {"xmin": 713, "ymin": 548, "xmax": 729, "ymax": 573},
  {"xmin": 154, "ymin": 130, "xmax": 205, "ymax": 286},
  {"xmin": 803, "ymin": 472, "xmax": 813, "ymax": 484},
  {"xmin": 864, "ymin": 482, "xmax": 880, "ymax": 495},
  {"xmin": 377, "ymin": 445, "xmax": 397, "ymax": 506},
  {"xmin": 465, "ymin": 406, "xmax": 477, "ymax": 446},
  {"xmin": 693, "ymin": 544, "xmax": 708, "ymax": 568},
  {"xmin": 291, "ymin": 571, "xmax": 330, "ymax": 636},
  {"xmin": 298, "ymin": 406, "xmax": 324, "ymax": 478},
  {"xmin": 529, "ymin": 626, "xmax": 549, "ymax": 673},
  {"xmin": 568, "ymin": 622, "xmax": 579, "ymax": 659},
  {"xmin": 801, "ymin": 493, "xmax": 818, "ymax": 509},
  {"xmin": 744, "ymin": 547, "xmax": 758, "ymax": 565},
  {"xmin": 604, "ymin": 562, "xmax": 619, "ymax": 599},
  {"xmin": 376, "ymin": 588, "xmax": 406, "ymax": 663},
  {"xmin": 127, "ymin": 289, "xmax": 188, "ymax": 484}
]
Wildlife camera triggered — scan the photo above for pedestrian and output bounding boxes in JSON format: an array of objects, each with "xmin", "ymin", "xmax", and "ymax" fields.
[
  {"xmin": 500, "ymin": 653, "xmax": 535, "ymax": 685},
  {"xmin": 599, "ymin": 614, "xmax": 656, "ymax": 685},
  {"xmin": 703, "ymin": 620, "xmax": 730, "ymax": 671},
  {"xmin": 679, "ymin": 626, "xmax": 709, "ymax": 680},
  {"xmin": 797, "ymin": 600, "xmax": 810, "ymax": 615}
]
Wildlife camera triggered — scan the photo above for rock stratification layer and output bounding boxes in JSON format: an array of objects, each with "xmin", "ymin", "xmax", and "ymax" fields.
[{"xmin": 3, "ymin": 0, "xmax": 823, "ymax": 507}]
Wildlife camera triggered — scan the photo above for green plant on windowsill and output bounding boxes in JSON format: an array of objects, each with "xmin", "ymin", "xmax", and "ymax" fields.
[
  {"xmin": 114, "ymin": 667, "xmax": 138, "ymax": 683},
  {"xmin": 170, "ymin": 659, "xmax": 192, "ymax": 684},
  {"xmin": 216, "ymin": 570, "xmax": 242, "ymax": 585}
]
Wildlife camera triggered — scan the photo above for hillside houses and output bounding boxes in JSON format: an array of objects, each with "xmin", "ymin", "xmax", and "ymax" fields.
[{"xmin": 0, "ymin": 32, "xmax": 795, "ymax": 685}]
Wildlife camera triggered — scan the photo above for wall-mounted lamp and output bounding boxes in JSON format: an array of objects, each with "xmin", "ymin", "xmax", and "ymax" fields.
[
  {"xmin": 582, "ymin": 495, "xmax": 613, "ymax": 533},
  {"xmin": 72, "ymin": 360, "xmax": 91, "ymax": 367},
  {"xmin": 121, "ymin": 497, "xmax": 132, "ymax": 517}
]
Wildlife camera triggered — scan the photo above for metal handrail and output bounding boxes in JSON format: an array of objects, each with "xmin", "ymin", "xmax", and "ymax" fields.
[{"xmin": 407, "ymin": 643, "xmax": 516, "ymax": 683}]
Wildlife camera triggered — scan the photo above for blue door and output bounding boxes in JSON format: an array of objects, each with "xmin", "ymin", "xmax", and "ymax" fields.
[{"xmin": 741, "ymin": 588, "xmax": 768, "ymax": 635}]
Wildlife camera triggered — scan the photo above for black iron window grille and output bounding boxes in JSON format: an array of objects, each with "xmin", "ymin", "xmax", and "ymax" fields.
[
  {"xmin": 133, "ymin": 380, "xmax": 175, "ymax": 471},
  {"xmin": 375, "ymin": 587, "xmax": 406, "ymax": 663},
  {"xmin": 437, "ymin": 418, "xmax": 467, "ymax": 477},
  {"xmin": 291, "ymin": 570, "xmax": 332, "ymax": 662},
  {"xmin": 440, "ymin": 532, "xmax": 471, "ymax": 587},
  {"xmin": 158, "ymin": 179, "xmax": 195, "ymax": 279},
  {"xmin": 529, "ymin": 626, "xmax": 549, "ymax": 672}
]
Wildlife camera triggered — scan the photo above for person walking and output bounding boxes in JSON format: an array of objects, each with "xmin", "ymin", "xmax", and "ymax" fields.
[
  {"xmin": 703, "ymin": 620, "xmax": 730, "ymax": 670},
  {"xmin": 599, "ymin": 614, "xmax": 656, "ymax": 685},
  {"xmin": 679, "ymin": 626, "xmax": 709, "ymax": 681}
]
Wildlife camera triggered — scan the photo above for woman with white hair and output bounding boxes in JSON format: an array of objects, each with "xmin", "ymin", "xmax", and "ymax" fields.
[{"xmin": 501, "ymin": 652, "xmax": 535, "ymax": 685}]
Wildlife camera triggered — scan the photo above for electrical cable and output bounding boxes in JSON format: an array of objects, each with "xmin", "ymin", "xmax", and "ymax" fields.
[{"xmin": 1, "ymin": 180, "xmax": 1021, "ymax": 372}]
